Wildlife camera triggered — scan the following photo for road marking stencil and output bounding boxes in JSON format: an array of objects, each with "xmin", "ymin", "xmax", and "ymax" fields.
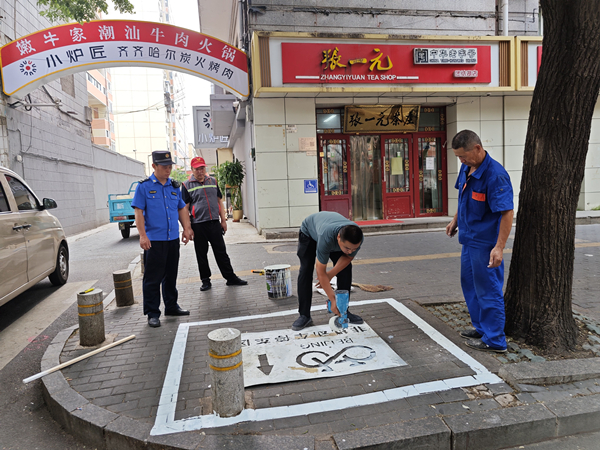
[
  {"xmin": 150, "ymin": 298, "xmax": 501, "ymax": 436},
  {"xmin": 242, "ymin": 322, "xmax": 407, "ymax": 387}
]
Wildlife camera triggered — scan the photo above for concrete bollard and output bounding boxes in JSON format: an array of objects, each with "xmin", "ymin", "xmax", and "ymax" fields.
[
  {"xmin": 208, "ymin": 328, "xmax": 245, "ymax": 417},
  {"xmin": 77, "ymin": 288, "xmax": 105, "ymax": 346},
  {"xmin": 140, "ymin": 251, "xmax": 145, "ymax": 274},
  {"xmin": 113, "ymin": 269, "xmax": 134, "ymax": 307}
]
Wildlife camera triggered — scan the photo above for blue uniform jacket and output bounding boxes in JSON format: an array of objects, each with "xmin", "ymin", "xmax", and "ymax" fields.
[
  {"xmin": 455, "ymin": 152, "xmax": 514, "ymax": 248},
  {"xmin": 131, "ymin": 174, "xmax": 185, "ymax": 241}
]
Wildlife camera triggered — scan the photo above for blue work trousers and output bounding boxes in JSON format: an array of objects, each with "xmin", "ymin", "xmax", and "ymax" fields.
[
  {"xmin": 143, "ymin": 239, "xmax": 180, "ymax": 318},
  {"xmin": 460, "ymin": 245, "xmax": 507, "ymax": 349}
]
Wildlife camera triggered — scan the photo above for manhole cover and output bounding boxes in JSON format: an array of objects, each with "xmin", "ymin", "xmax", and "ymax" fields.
[{"xmin": 272, "ymin": 244, "xmax": 297, "ymax": 252}]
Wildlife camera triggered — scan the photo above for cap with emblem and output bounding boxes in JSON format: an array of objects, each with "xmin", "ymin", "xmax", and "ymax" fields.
[
  {"xmin": 191, "ymin": 157, "xmax": 207, "ymax": 168},
  {"xmin": 152, "ymin": 151, "xmax": 174, "ymax": 166}
]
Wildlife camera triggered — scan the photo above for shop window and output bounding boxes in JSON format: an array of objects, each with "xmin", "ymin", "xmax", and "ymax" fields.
[
  {"xmin": 418, "ymin": 107, "xmax": 446, "ymax": 132},
  {"xmin": 316, "ymin": 108, "xmax": 344, "ymax": 134}
]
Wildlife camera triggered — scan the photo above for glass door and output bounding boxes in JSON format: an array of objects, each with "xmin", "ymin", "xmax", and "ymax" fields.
[
  {"xmin": 350, "ymin": 135, "xmax": 382, "ymax": 221},
  {"xmin": 382, "ymin": 136, "xmax": 413, "ymax": 218},
  {"xmin": 415, "ymin": 135, "xmax": 446, "ymax": 216},
  {"xmin": 318, "ymin": 135, "xmax": 351, "ymax": 218}
]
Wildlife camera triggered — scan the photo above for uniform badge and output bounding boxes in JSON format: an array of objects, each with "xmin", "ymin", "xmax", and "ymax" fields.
[{"xmin": 150, "ymin": 190, "xmax": 157, "ymax": 194}]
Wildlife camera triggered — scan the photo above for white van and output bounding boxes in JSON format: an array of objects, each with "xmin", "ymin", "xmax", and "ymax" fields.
[{"xmin": 0, "ymin": 166, "xmax": 69, "ymax": 307}]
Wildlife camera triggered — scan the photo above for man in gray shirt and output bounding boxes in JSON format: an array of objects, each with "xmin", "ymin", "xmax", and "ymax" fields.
[{"xmin": 292, "ymin": 211, "xmax": 364, "ymax": 331}]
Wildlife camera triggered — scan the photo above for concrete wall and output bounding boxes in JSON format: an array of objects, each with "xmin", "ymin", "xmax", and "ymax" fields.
[
  {"xmin": 253, "ymin": 97, "xmax": 318, "ymax": 231},
  {"xmin": 248, "ymin": 0, "xmax": 540, "ymax": 36},
  {"xmin": 0, "ymin": 0, "xmax": 144, "ymax": 236}
]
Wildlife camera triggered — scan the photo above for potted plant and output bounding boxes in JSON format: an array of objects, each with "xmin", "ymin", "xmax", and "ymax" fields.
[{"xmin": 214, "ymin": 159, "xmax": 245, "ymax": 222}]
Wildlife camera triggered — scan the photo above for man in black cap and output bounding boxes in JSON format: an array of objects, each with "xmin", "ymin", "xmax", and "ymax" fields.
[{"xmin": 132, "ymin": 151, "xmax": 194, "ymax": 327}]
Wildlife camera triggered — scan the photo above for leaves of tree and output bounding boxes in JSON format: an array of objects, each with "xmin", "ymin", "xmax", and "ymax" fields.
[{"xmin": 37, "ymin": 0, "xmax": 135, "ymax": 23}]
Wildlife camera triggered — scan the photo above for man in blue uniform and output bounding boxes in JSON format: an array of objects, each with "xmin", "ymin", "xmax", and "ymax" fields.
[
  {"xmin": 446, "ymin": 130, "xmax": 514, "ymax": 353},
  {"xmin": 182, "ymin": 156, "xmax": 247, "ymax": 291},
  {"xmin": 132, "ymin": 151, "xmax": 194, "ymax": 328},
  {"xmin": 292, "ymin": 211, "xmax": 364, "ymax": 331}
]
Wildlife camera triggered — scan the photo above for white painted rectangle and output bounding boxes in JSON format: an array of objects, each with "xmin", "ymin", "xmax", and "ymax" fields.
[{"xmin": 241, "ymin": 322, "xmax": 406, "ymax": 387}]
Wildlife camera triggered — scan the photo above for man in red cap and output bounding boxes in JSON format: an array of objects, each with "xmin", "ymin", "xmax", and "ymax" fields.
[{"xmin": 182, "ymin": 156, "xmax": 247, "ymax": 291}]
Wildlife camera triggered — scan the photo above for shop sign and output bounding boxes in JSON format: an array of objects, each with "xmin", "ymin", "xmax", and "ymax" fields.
[
  {"xmin": 414, "ymin": 47, "xmax": 478, "ymax": 64},
  {"xmin": 0, "ymin": 20, "xmax": 249, "ymax": 98},
  {"xmin": 282, "ymin": 43, "xmax": 491, "ymax": 85},
  {"xmin": 343, "ymin": 105, "xmax": 420, "ymax": 133},
  {"xmin": 193, "ymin": 106, "xmax": 229, "ymax": 149}
]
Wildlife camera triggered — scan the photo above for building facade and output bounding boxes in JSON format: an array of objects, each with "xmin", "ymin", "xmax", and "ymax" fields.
[
  {"xmin": 108, "ymin": 0, "xmax": 189, "ymax": 174},
  {"xmin": 0, "ymin": 0, "xmax": 144, "ymax": 235},
  {"xmin": 198, "ymin": 1, "xmax": 600, "ymax": 232}
]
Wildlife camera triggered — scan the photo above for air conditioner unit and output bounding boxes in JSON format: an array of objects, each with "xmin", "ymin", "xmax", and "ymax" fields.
[{"xmin": 84, "ymin": 106, "xmax": 92, "ymax": 123}]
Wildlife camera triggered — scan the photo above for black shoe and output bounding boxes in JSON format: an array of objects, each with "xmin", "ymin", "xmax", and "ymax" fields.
[
  {"xmin": 292, "ymin": 315, "xmax": 313, "ymax": 331},
  {"xmin": 465, "ymin": 338, "xmax": 506, "ymax": 353},
  {"xmin": 226, "ymin": 277, "xmax": 248, "ymax": 286},
  {"xmin": 165, "ymin": 307, "xmax": 190, "ymax": 316},
  {"xmin": 148, "ymin": 317, "xmax": 161, "ymax": 328},
  {"xmin": 346, "ymin": 311, "xmax": 364, "ymax": 325},
  {"xmin": 200, "ymin": 282, "xmax": 212, "ymax": 291},
  {"xmin": 460, "ymin": 328, "xmax": 482, "ymax": 339}
]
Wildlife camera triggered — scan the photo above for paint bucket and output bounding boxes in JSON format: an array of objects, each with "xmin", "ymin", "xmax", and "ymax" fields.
[{"xmin": 264, "ymin": 264, "xmax": 293, "ymax": 299}]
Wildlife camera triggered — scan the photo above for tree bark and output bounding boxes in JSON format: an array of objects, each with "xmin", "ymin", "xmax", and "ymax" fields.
[{"xmin": 504, "ymin": 0, "xmax": 600, "ymax": 352}]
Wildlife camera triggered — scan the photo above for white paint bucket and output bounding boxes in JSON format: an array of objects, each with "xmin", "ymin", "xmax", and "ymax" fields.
[{"xmin": 264, "ymin": 264, "xmax": 293, "ymax": 299}]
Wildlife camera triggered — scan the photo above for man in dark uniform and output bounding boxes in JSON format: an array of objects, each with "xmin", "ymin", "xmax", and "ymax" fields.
[
  {"xmin": 132, "ymin": 151, "xmax": 193, "ymax": 328},
  {"xmin": 182, "ymin": 156, "xmax": 247, "ymax": 291},
  {"xmin": 292, "ymin": 211, "xmax": 364, "ymax": 331}
]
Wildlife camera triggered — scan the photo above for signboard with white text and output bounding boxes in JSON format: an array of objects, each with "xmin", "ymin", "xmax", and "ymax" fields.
[
  {"xmin": 242, "ymin": 322, "xmax": 407, "ymax": 387},
  {"xmin": 0, "ymin": 20, "xmax": 249, "ymax": 98}
]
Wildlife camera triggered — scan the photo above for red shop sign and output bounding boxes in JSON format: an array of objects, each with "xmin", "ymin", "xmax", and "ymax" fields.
[{"xmin": 281, "ymin": 43, "xmax": 491, "ymax": 85}]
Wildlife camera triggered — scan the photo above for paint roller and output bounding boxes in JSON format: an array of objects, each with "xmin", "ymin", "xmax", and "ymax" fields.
[{"xmin": 327, "ymin": 289, "xmax": 350, "ymax": 331}]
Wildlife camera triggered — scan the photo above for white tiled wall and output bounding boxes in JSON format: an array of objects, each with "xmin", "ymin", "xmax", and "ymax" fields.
[
  {"xmin": 254, "ymin": 97, "xmax": 318, "ymax": 231},
  {"xmin": 446, "ymin": 95, "xmax": 531, "ymax": 216}
]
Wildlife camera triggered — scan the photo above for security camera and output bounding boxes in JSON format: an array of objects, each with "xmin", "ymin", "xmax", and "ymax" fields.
[{"xmin": 232, "ymin": 100, "xmax": 240, "ymax": 108}]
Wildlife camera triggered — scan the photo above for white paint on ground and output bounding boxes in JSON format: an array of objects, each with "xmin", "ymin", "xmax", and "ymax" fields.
[
  {"xmin": 0, "ymin": 280, "xmax": 96, "ymax": 371},
  {"xmin": 242, "ymin": 322, "xmax": 406, "ymax": 387},
  {"xmin": 151, "ymin": 298, "xmax": 501, "ymax": 436}
]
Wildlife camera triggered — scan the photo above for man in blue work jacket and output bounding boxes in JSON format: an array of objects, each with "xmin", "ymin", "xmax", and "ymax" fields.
[
  {"xmin": 133, "ymin": 151, "xmax": 194, "ymax": 328},
  {"xmin": 446, "ymin": 130, "xmax": 514, "ymax": 353}
]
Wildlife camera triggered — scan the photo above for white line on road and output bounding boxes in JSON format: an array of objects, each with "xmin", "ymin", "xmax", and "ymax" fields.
[
  {"xmin": 151, "ymin": 298, "xmax": 501, "ymax": 436},
  {"xmin": 0, "ymin": 280, "xmax": 96, "ymax": 371}
]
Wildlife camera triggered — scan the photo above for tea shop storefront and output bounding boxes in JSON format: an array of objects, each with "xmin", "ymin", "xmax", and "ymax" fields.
[
  {"xmin": 247, "ymin": 33, "xmax": 515, "ymax": 229},
  {"xmin": 316, "ymin": 105, "xmax": 447, "ymax": 221}
]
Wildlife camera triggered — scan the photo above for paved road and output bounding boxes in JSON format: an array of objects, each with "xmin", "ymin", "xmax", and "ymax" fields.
[
  {"xmin": 0, "ymin": 224, "xmax": 142, "ymax": 450},
  {"xmin": 1, "ymin": 222, "xmax": 600, "ymax": 449}
]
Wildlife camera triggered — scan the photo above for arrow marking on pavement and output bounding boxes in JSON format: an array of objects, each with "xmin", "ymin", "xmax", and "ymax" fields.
[{"xmin": 257, "ymin": 354, "xmax": 273, "ymax": 375}]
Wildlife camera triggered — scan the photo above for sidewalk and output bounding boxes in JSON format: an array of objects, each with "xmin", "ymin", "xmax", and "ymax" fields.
[{"xmin": 40, "ymin": 216, "xmax": 600, "ymax": 450}]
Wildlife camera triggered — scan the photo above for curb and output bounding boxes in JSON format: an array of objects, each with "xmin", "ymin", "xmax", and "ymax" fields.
[{"xmin": 41, "ymin": 325, "xmax": 600, "ymax": 450}]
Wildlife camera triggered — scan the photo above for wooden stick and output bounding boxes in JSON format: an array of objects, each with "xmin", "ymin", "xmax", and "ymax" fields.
[{"xmin": 23, "ymin": 334, "xmax": 136, "ymax": 384}]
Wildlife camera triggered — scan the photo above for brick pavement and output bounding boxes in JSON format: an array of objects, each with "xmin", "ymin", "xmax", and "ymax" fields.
[{"xmin": 45, "ymin": 221, "xmax": 600, "ymax": 449}]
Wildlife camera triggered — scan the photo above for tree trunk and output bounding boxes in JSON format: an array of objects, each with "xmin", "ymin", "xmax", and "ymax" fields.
[{"xmin": 505, "ymin": 0, "xmax": 600, "ymax": 353}]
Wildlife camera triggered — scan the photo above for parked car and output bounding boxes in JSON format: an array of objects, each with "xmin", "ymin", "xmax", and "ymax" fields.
[{"xmin": 0, "ymin": 166, "xmax": 69, "ymax": 307}]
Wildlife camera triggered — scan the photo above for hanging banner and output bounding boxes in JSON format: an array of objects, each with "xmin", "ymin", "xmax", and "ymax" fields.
[
  {"xmin": 344, "ymin": 105, "xmax": 420, "ymax": 133},
  {"xmin": 0, "ymin": 20, "xmax": 249, "ymax": 98}
]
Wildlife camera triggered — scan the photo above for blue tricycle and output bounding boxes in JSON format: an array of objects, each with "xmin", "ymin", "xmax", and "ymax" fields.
[{"xmin": 108, "ymin": 181, "xmax": 138, "ymax": 239}]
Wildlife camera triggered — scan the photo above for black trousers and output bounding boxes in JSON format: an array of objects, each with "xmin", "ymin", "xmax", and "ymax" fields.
[
  {"xmin": 191, "ymin": 220, "xmax": 235, "ymax": 282},
  {"xmin": 143, "ymin": 239, "xmax": 180, "ymax": 318},
  {"xmin": 297, "ymin": 231, "xmax": 352, "ymax": 317}
]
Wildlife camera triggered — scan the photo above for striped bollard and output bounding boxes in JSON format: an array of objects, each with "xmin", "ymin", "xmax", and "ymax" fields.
[
  {"xmin": 208, "ymin": 328, "xmax": 245, "ymax": 417},
  {"xmin": 77, "ymin": 288, "xmax": 105, "ymax": 346},
  {"xmin": 113, "ymin": 269, "xmax": 134, "ymax": 307}
]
